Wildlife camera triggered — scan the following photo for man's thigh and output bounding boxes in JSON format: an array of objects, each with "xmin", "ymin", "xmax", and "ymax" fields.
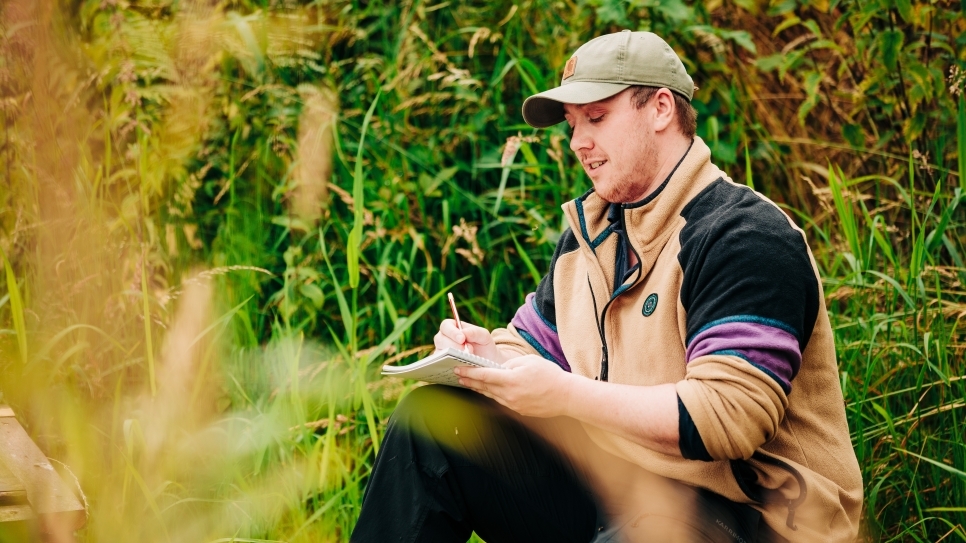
[{"xmin": 376, "ymin": 384, "xmax": 600, "ymax": 543}]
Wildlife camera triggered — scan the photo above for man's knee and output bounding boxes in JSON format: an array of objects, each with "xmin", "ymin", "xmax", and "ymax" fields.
[
  {"xmin": 387, "ymin": 385, "xmax": 485, "ymax": 441},
  {"xmin": 391, "ymin": 385, "xmax": 479, "ymax": 426},
  {"xmin": 384, "ymin": 384, "xmax": 510, "ymax": 462}
]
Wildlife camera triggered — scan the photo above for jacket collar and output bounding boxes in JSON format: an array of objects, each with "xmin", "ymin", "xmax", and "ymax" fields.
[{"xmin": 562, "ymin": 136, "xmax": 729, "ymax": 295}]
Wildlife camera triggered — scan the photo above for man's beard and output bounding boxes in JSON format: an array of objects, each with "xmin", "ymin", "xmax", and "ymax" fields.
[{"xmin": 597, "ymin": 140, "xmax": 659, "ymax": 204}]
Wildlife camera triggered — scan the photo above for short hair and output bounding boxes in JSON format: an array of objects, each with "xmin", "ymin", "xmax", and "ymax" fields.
[{"xmin": 630, "ymin": 86, "xmax": 697, "ymax": 138}]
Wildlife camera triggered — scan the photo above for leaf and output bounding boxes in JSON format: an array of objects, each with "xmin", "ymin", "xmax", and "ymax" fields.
[
  {"xmin": 802, "ymin": 19, "xmax": 823, "ymax": 39},
  {"xmin": 594, "ymin": 0, "xmax": 631, "ymax": 26},
  {"xmin": 895, "ymin": 448, "xmax": 966, "ymax": 481},
  {"xmin": 772, "ymin": 16, "xmax": 801, "ymax": 36},
  {"xmin": 300, "ymin": 284, "xmax": 325, "ymax": 308},
  {"xmin": 0, "ymin": 247, "xmax": 27, "ymax": 365},
  {"xmin": 958, "ymin": 95, "xmax": 966, "ymax": 193},
  {"xmin": 842, "ymin": 123, "xmax": 864, "ymax": 148},
  {"xmin": 778, "ymin": 50, "xmax": 806, "ymax": 80},
  {"xmin": 720, "ymin": 30, "xmax": 757, "ymax": 55},
  {"xmin": 767, "ymin": 0, "xmax": 797, "ymax": 16},
  {"xmin": 894, "ymin": 0, "xmax": 913, "ymax": 22},
  {"xmin": 797, "ymin": 71, "xmax": 823, "ymax": 125},
  {"xmin": 420, "ymin": 166, "xmax": 458, "ymax": 196},
  {"xmin": 509, "ymin": 232, "xmax": 542, "ymax": 286},
  {"xmin": 754, "ymin": 53, "xmax": 784, "ymax": 73},
  {"xmin": 652, "ymin": 0, "xmax": 693, "ymax": 21},
  {"xmin": 879, "ymin": 30, "xmax": 903, "ymax": 71},
  {"xmin": 347, "ymin": 90, "xmax": 382, "ymax": 290}
]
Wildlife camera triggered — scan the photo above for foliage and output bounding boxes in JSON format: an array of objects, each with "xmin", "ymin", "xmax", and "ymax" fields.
[{"xmin": 0, "ymin": 0, "xmax": 964, "ymax": 541}]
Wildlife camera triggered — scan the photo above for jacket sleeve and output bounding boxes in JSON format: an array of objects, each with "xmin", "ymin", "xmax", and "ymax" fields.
[
  {"xmin": 675, "ymin": 190, "xmax": 820, "ymax": 461},
  {"xmin": 491, "ymin": 229, "xmax": 578, "ymax": 372}
]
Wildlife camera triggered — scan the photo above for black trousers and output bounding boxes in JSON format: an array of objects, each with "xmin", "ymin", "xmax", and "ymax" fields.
[{"xmin": 351, "ymin": 385, "xmax": 771, "ymax": 543}]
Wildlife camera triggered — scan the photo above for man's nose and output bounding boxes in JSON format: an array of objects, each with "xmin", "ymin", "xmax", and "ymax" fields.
[{"xmin": 569, "ymin": 125, "xmax": 593, "ymax": 153}]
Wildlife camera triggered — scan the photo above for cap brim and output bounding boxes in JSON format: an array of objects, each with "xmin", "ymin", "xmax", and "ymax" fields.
[{"xmin": 521, "ymin": 82, "xmax": 631, "ymax": 128}]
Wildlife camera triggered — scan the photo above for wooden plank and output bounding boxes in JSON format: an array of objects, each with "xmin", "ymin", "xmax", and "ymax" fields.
[
  {"xmin": 0, "ymin": 445, "xmax": 27, "ymax": 505},
  {"xmin": 0, "ymin": 416, "xmax": 85, "ymax": 530},
  {"xmin": 0, "ymin": 504, "xmax": 34, "ymax": 523},
  {"xmin": 0, "ymin": 408, "xmax": 15, "ymax": 419}
]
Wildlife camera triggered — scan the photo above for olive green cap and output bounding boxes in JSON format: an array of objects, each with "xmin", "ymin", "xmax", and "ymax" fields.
[{"xmin": 522, "ymin": 30, "xmax": 694, "ymax": 128}]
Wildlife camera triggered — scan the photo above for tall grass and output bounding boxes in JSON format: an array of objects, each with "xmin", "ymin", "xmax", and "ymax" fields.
[{"xmin": 0, "ymin": 0, "xmax": 964, "ymax": 541}]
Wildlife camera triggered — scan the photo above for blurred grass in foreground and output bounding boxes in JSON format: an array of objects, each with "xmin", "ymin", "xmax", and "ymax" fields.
[{"xmin": 0, "ymin": 0, "xmax": 964, "ymax": 541}]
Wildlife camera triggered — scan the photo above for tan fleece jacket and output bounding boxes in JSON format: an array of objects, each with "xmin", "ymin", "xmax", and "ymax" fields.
[{"xmin": 492, "ymin": 137, "xmax": 863, "ymax": 541}]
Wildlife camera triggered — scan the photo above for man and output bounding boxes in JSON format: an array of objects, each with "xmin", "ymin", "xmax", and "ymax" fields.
[{"xmin": 352, "ymin": 30, "xmax": 863, "ymax": 543}]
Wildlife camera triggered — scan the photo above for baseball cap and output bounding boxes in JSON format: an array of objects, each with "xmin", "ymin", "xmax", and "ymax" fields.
[{"xmin": 522, "ymin": 30, "xmax": 694, "ymax": 128}]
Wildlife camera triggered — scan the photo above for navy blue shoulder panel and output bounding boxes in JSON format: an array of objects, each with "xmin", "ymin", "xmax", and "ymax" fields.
[
  {"xmin": 534, "ymin": 228, "xmax": 580, "ymax": 327},
  {"xmin": 678, "ymin": 179, "xmax": 819, "ymax": 352}
]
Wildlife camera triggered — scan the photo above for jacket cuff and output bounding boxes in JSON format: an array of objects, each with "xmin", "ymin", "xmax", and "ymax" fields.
[
  {"xmin": 677, "ymin": 394, "xmax": 713, "ymax": 461},
  {"xmin": 676, "ymin": 354, "xmax": 788, "ymax": 461},
  {"xmin": 491, "ymin": 325, "xmax": 540, "ymax": 359}
]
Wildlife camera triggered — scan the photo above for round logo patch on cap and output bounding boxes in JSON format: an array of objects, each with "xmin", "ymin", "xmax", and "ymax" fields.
[
  {"xmin": 563, "ymin": 56, "xmax": 577, "ymax": 80},
  {"xmin": 642, "ymin": 293, "xmax": 658, "ymax": 316}
]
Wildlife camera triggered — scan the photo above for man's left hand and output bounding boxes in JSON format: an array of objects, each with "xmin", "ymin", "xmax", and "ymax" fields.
[{"xmin": 454, "ymin": 355, "xmax": 572, "ymax": 418}]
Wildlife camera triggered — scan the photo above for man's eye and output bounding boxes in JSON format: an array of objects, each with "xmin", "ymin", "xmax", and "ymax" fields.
[{"xmin": 589, "ymin": 115, "xmax": 604, "ymax": 124}]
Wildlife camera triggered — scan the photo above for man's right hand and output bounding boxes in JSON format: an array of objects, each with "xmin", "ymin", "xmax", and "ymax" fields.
[{"xmin": 433, "ymin": 320, "xmax": 507, "ymax": 364}]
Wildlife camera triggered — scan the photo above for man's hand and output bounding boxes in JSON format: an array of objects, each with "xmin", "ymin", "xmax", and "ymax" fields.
[
  {"xmin": 434, "ymin": 319, "xmax": 509, "ymax": 364},
  {"xmin": 454, "ymin": 355, "xmax": 572, "ymax": 418}
]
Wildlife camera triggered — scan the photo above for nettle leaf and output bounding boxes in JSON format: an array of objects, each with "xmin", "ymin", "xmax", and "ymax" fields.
[
  {"xmin": 802, "ymin": 19, "xmax": 823, "ymax": 38},
  {"xmin": 731, "ymin": 0, "xmax": 759, "ymax": 13},
  {"xmin": 879, "ymin": 30, "xmax": 904, "ymax": 71},
  {"xmin": 755, "ymin": 52, "xmax": 784, "ymax": 72},
  {"xmin": 903, "ymin": 111, "xmax": 926, "ymax": 141},
  {"xmin": 720, "ymin": 30, "xmax": 758, "ymax": 55},
  {"xmin": 779, "ymin": 50, "xmax": 807, "ymax": 80},
  {"xmin": 842, "ymin": 123, "xmax": 865, "ymax": 148},
  {"xmin": 798, "ymin": 71, "xmax": 824, "ymax": 125},
  {"xmin": 905, "ymin": 63, "xmax": 933, "ymax": 112},
  {"xmin": 593, "ymin": 0, "xmax": 631, "ymax": 26},
  {"xmin": 649, "ymin": 0, "xmax": 692, "ymax": 22},
  {"xmin": 773, "ymin": 16, "xmax": 801, "ymax": 36},
  {"xmin": 908, "ymin": 83, "xmax": 927, "ymax": 113},
  {"xmin": 768, "ymin": 0, "xmax": 797, "ymax": 16},
  {"xmin": 894, "ymin": 0, "xmax": 913, "ymax": 22}
]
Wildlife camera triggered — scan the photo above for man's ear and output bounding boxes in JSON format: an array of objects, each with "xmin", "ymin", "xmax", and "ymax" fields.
[{"xmin": 651, "ymin": 88, "xmax": 677, "ymax": 132}]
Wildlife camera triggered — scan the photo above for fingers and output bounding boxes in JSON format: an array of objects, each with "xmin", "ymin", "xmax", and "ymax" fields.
[
  {"xmin": 439, "ymin": 320, "xmax": 492, "ymax": 346},
  {"xmin": 438, "ymin": 319, "xmax": 465, "ymax": 344},
  {"xmin": 433, "ymin": 330, "xmax": 462, "ymax": 352}
]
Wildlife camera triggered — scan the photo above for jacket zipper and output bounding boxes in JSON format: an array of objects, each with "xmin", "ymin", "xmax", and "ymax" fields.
[{"xmin": 594, "ymin": 206, "xmax": 642, "ymax": 382}]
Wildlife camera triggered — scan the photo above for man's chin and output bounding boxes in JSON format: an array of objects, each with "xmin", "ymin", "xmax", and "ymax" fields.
[{"xmin": 595, "ymin": 186, "xmax": 641, "ymax": 204}]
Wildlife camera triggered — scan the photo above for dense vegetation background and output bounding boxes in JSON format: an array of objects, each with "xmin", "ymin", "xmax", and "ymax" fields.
[{"xmin": 0, "ymin": 0, "xmax": 964, "ymax": 540}]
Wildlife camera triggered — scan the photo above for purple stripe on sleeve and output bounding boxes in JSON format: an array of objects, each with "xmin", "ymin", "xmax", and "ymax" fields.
[
  {"xmin": 686, "ymin": 321, "xmax": 801, "ymax": 386},
  {"xmin": 510, "ymin": 293, "xmax": 568, "ymax": 368}
]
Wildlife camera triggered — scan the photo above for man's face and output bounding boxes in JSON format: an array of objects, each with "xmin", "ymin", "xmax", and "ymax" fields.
[{"xmin": 564, "ymin": 89, "xmax": 659, "ymax": 203}]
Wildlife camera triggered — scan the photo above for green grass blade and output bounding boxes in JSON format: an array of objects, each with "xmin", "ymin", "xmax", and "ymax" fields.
[
  {"xmin": 0, "ymin": 246, "xmax": 27, "ymax": 365},
  {"xmin": 828, "ymin": 164, "xmax": 861, "ymax": 270},
  {"xmin": 141, "ymin": 249, "xmax": 156, "ymax": 396},
  {"xmin": 509, "ymin": 232, "xmax": 541, "ymax": 286},
  {"xmin": 958, "ymin": 94, "xmax": 966, "ymax": 193},
  {"xmin": 320, "ymin": 229, "xmax": 356, "ymax": 352},
  {"xmin": 744, "ymin": 138, "xmax": 755, "ymax": 190},
  {"xmin": 896, "ymin": 448, "xmax": 966, "ymax": 481},
  {"xmin": 347, "ymin": 90, "xmax": 382, "ymax": 290}
]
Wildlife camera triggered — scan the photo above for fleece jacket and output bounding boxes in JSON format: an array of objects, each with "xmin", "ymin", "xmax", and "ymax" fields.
[{"xmin": 491, "ymin": 136, "xmax": 863, "ymax": 542}]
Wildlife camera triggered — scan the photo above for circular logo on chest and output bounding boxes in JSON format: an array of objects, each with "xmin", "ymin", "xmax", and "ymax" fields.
[{"xmin": 642, "ymin": 293, "xmax": 659, "ymax": 316}]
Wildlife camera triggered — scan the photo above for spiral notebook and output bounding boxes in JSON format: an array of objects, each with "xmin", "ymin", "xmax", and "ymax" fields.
[{"xmin": 381, "ymin": 347, "xmax": 504, "ymax": 387}]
